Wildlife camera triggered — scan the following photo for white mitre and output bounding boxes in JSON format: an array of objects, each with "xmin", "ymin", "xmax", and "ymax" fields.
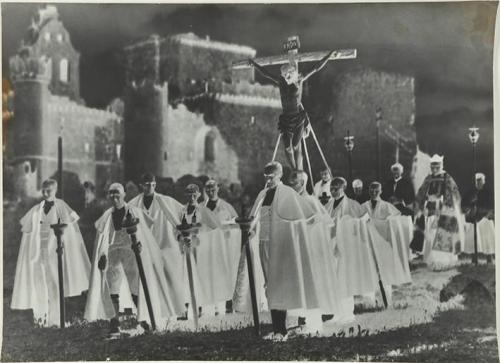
[{"xmin": 429, "ymin": 154, "xmax": 444, "ymax": 164}]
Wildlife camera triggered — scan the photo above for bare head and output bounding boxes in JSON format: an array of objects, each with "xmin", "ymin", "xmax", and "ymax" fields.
[
  {"xmin": 391, "ymin": 163, "xmax": 403, "ymax": 179},
  {"xmin": 83, "ymin": 181, "xmax": 96, "ymax": 204},
  {"xmin": 369, "ymin": 181, "xmax": 382, "ymax": 200},
  {"xmin": 320, "ymin": 168, "xmax": 331, "ymax": 182},
  {"xmin": 330, "ymin": 177, "xmax": 347, "ymax": 199},
  {"xmin": 41, "ymin": 179, "xmax": 58, "ymax": 201},
  {"xmin": 280, "ymin": 63, "xmax": 299, "ymax": 85},
  {"xmin": 289, "ymin": 170, "xmax": 308, "ymax": 194},
  {"xmin": 352, "ymin": 179, "xmax": 363, "ymax": 196},
  {"xmin": 475, "ymin": 173, "xmax": 486, "ymax": 190},
  {"xmin": 263, "ymin": 162, "xmax": 283, "ymax": 188},
  {"xmin": 205, "ymin": 179, "xmax": 219, "ymax": 200},
  {"xmin": 141, "ymin": 172, "xmax": 156, "ymax": 196},
  {"xmin": 108, "ymin": 183, "xmax": 125, "ymax": 209},
  {"xmin": 185, "ymin": 184, "xmax": 201, "ymax": 205}
]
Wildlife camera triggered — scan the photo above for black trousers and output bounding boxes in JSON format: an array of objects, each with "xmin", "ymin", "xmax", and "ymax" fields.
[{"xmin": 271, "ymin": 309, "xmax": 287, "ymax": 335}]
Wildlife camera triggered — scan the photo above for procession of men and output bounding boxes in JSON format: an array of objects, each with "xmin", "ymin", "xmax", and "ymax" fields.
[{"xmin": 10, "ymin": 148, "xmax": 494, "ymax": 341}]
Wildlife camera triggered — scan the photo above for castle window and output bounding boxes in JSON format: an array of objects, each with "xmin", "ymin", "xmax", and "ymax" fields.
[
  {"xmin": 57, "ymin": 33, "xmax": 63, "ymax": 42},
  {"xmin": 84, "ymin": 142, "xmax": 90, "ymax": 154},
  {"xmin": 44, "ymin": 32, "xmax": 51, "ymax": 42},
  {"xmin": 59, "ymin": 58, "xmax": 69, "ymax": 83},
  {"xmin": 164, "ymin": 151, "xmax": 168, "ymax": 161},
  {"xmin": 204, "ymin": 131, "xmax": 216, "ymax": 162}
]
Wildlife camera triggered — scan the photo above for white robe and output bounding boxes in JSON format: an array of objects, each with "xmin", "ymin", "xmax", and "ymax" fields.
[
  {"xmin": 362, "ymin": 200, "xmax": 412, "ymax": 286},
  {"xmin": 84, "ymin": 205, "xmax": 184, "ymax": 329},
  {"xmin": 204, "ymin": 198, "xmax": 241, "ymax": 292},
  {"xmin": 11, "ymin": 199, "xmax": 91, "ymax": 327},
  {"xmin": 314, "ymin": 180, "xmax": 332, "ymax": 198},
  {"xmin": 128, "ymin": 193, "xmax": 186, "ymax": 308},
  {"xmin": 179, "ymin": 204, "xmax": 235, "ymax": 307},
  {"xmin": 464, "ymin": 218, "xmax": 495, "ymax": 255},
  {"xmin": 248, "ymin": 183, "xmax": 342, "ymax": 313}
]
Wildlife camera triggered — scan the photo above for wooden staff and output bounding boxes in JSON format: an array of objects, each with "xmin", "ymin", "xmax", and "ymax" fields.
[{"xmin": 50, "ymin": 218, "xmax": 67, "ymax": 328}]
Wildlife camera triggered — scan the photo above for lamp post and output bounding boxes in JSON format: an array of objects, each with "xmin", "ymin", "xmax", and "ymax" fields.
[
  {"xmin": 375, "ymin": 107, "xmax": 383, "ymax": 181},
  {"xmin": 344, "ymin": 129, "xmax": 354, "ymax": 186},
  {"xmin": 468, "ymin": 126, "xmax": 479, "ymax": 266}
]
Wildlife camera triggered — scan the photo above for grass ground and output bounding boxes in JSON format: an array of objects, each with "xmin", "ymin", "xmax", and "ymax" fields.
[
  {"xmin": 1, "ymin": 264, "xmax": 496, "ymax": 362},
  {"xmin": 2, "ymin": 205, "xmax": 497, "ymax": 361}
]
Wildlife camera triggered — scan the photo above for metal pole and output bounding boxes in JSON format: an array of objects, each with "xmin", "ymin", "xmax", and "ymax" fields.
[
  {"xmin": 376, "ymin": 120, "xmax": 381, "ymax": 181},
  {"xmin": 50, "ymin": 219, "xmax": 67, "ymax": 328},
  {"xmin": 347, "ymin": 150, "xmax": 353, "ymax": 186},
  {"xmin": 236, "ymin": 201, "xmax": 260, "ymax": 336},
  {"xmin": 57, "ymin": 136, "xmax": 63, "ymax": 199},
  {"xmin": 123, "ymin": 213, "xmax": 157, "ymax": 330},
  {"xmin": 473, "ymin": 143, "xmax": 478, "ymax": 266}
]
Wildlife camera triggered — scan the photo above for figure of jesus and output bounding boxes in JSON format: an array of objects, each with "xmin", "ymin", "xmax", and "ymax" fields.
[{"xmin": 248, "ymin": 49, "xmax": 335, "ymax": 170}]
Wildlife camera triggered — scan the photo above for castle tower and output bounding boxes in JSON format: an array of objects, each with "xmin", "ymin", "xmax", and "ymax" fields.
[{"xmin": 18, "ymin": 6, "xmax": 81, "ymax": 102}]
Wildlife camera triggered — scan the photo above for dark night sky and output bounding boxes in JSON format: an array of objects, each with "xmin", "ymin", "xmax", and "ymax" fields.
[
  {"xmin": 2, "ymin": 2, "xmax": 497, "ymax": 188},
  {"xmin": 2, "ymin": 2, "xmax": 496, "ymax": 113}
]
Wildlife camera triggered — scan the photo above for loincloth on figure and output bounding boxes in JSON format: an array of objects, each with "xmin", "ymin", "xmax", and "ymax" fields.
[{"xmin": 278, "ymin": 109, "xmax": 310, "ymax": 149}]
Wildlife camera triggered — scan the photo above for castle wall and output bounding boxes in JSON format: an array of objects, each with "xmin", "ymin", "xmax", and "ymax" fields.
[{"xmin": 321, "ymin": 69, "xmax": 416, "ymax": 183}]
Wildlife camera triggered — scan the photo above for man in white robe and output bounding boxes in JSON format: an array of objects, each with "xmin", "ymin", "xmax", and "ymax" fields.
[
  {"xmin": 177, "ymin": 184, "xmax": 233, "ymax": 318},
  {"xmin": 313, "ymin": 168, "xmax": 332, "ymax": 203},
  {"xmin": 11, "ymin": 179, "xmax": 91, "ymax": 327},
  {"xmin": 325, "ymin": 177, "xmax": 396, "ymax": 314},
  {"xmin": 288, "ymin": 170, "xmax": 345, "ymax": 334},
  {"xmin": 84, "ymin": 183, "xmax": 183, "ymax": 335},
  {"xmin": 128, "ymin": 173, "xmax": 186, "ymax": 317},
  {"xmin": 360, "ymin": 182, "xmax": 412, "ymax": 307},
  {"xmin": 203, "ymin": 179, "xmax": 241, "ymax": 314},
  {"xmin": 462, "ymin": 173, "xmax": 495, "ymax": 261},
  {"xmin": 250, "ymin": 162, "xmax": 341, "ymax": 340}
]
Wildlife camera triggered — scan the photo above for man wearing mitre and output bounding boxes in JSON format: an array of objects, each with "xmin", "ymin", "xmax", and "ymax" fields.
[
  {"xmin": 414, "ymin": 154, "xmax": 464, "ymax": 270},
  {"xmin": 11, "ymin": 179, "xmax": 91, "ymax": 327},
  {"xmin": 128, "ymin": 173, "xmax": 186, "ymax": 313},
  {"xmin": 203, "ymin": 179, "xmax": 241, "ymax": 314},
  {"xmin": 84, "ymin": 183, "xmax": 183, "ymax": 335}
]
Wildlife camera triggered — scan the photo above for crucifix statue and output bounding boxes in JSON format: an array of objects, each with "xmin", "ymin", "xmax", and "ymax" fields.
[{"xmin": 233, "ymin": 36, "xmax": 357, "ymax": 170}]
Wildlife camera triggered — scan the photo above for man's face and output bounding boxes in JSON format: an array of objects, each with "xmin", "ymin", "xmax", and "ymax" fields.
[
  {"xmin": 185, "ymin": 191, "xmax": 200, "ymax": 205},
  {"xmin": 320, "ymin": 171, "xmax": 331, "ymax": 182},
  {"xmin": 264, "ymin": 172, "xmax": 281, "ymax": 188},
  {"xmin": 369, "ymin": 185, "xmax": 382, "ymax": 200},
  {"xmin": 281, "ymin": 66, "xmax": 299, "ymax": 85},
  {"xmin": 475, "ymin": 178, "xmax": 485, "ymax": 190},
  {"xmin": 108, "ymin": 189, "xmax": 125, "ymax": 208},
  {"xmin": 391, "ymin": 168, "xmax": 401, "ymax": 179},
  {"xmin": 289, "ymin": 176, "xmax": 304, "ymax": 194},
  {"xmin": 84, "ymin": 189, "xmax": 95, "ymax": 205},
  {"xmin": 430, "ymin": 163, "xmax": 442, "ymax": 175},
  {"xmin": 142, "ymin": 181, "xmax": 156, "ymax": 196},
  {"xmin": 331, "ymin": 184, "xmax": 345, "ymax": 199},
  {"xmin": 205, "ymin": 184, "xmax": 218, "ymax": 200},
  {"xmin": 354, "ymin": 186, "xmax": 363, "ymax": 196},
  {"xmin": 42, "ymin": 185, "xmax": 57, "ymax": 201}
]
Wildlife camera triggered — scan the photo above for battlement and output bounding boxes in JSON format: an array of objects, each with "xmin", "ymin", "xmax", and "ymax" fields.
[
  {"xmin": 216, "ymin": 93, "xmax": 281, "ymax": 109},
  {"xmin": 221, "ymin": 80, "xmax": 280, "ymax": 99},
  {"xmin": 48, "ymin": 95, "xmax": 120, "ymax": 122},
  {"xmin": 170, "ymin": 33, "xmax": 256, "ymax": 57}
]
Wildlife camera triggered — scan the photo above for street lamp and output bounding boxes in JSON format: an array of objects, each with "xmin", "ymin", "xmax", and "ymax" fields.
[
  {"xmin": 344, "ymin": 129, "xmax": 355, "ymax": 185},
  {"xmin": 375, "ymin": 107, "xmax": 383, "ymax": 180},
  {"xmin": 468, "ymin": 126, "xmax": 479, "ymax": 266}
]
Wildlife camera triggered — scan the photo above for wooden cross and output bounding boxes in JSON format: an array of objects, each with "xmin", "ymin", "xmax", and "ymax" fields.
[{"xmin": 232, "ymin": 35, "xmax": 357, "ymax": 69}]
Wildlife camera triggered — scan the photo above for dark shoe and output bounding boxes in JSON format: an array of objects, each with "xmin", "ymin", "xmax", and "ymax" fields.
[
  {"xmin": 177, "ymin": 311, "xmax": 188, "ymax": 321},
  {"xmin": 298, "ymin": 317, "xmax": 306, "ymax": 326},
  {"xmin": 321, "ymin": 314, "xmax": 334, "ymax": 322},
  {"xmin": 109, "ymin": 317, "xmax": 120, "ymax": 334},
  {"xmin": 225, "ymin": 300, "xmax": 233, "ymax": 314}
]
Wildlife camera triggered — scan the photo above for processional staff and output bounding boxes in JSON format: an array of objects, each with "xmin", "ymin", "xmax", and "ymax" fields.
[{"xmin": 50, "ymin": 218, "xmax": 67, "ymax": 328}]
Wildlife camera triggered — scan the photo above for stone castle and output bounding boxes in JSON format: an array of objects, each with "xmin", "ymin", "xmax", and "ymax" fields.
[{"xmin": 5, "ymin": 6, "xmax": 418, "ymax": 201}]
